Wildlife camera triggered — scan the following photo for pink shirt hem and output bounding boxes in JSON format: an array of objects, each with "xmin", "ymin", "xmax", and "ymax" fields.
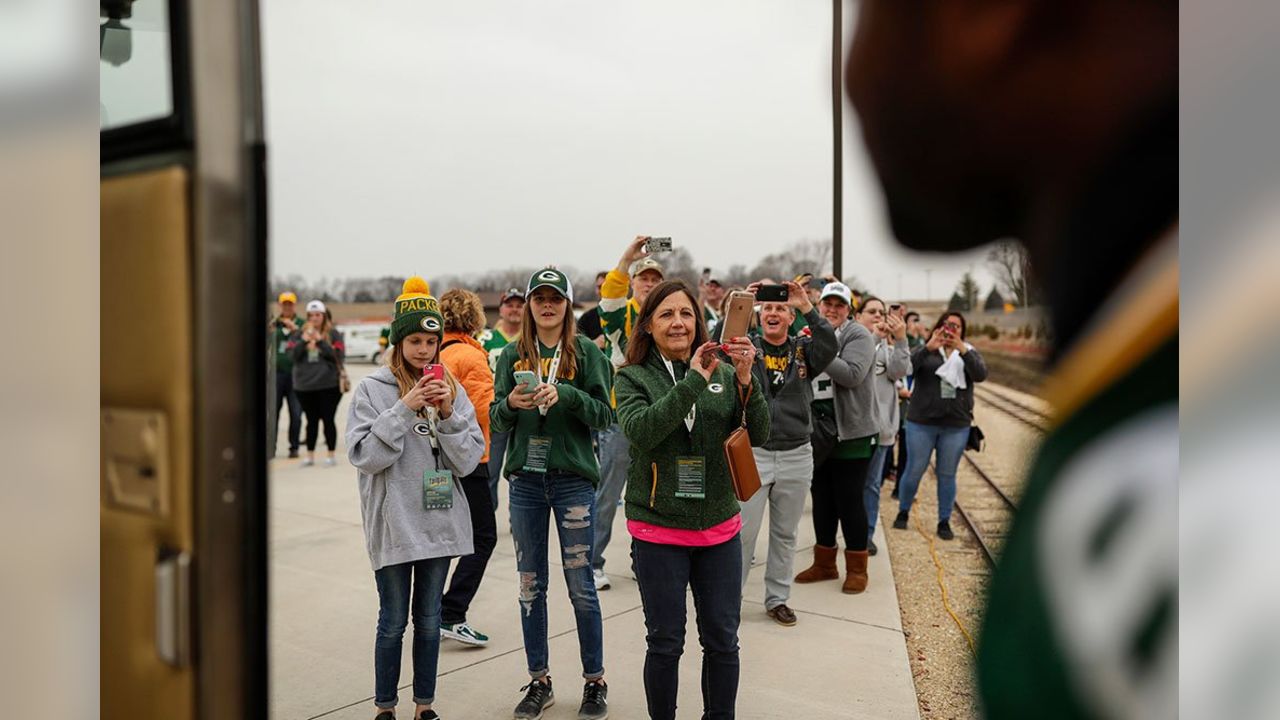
[{"xmin": 627, "ymin": 515, "xmax": 742, "ymax": 547}]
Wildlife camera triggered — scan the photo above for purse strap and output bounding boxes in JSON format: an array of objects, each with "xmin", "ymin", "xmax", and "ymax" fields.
[{"xmin": 736, "ymin": 380, "xmax": 752, "ymax": 428}]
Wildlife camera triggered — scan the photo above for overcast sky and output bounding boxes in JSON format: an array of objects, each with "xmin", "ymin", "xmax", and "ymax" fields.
[{"xmin": 261, "ymin": 0, "xmax": 994, "ymax": 301}]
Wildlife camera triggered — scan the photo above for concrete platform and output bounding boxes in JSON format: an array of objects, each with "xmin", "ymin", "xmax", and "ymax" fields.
[{"xmin": 271, "ymin": 364, "xmax": 920, "ymax": 720}]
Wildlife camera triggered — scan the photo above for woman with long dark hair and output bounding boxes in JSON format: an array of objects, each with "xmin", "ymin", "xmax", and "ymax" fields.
[
  {"xmin": 489, "ymin": 267, "xmax": 615, "ymax": 720},
  {"xmin": 614, "ymin": 280, "xmax": 769, "ymax": 720},
  {"xmin": 892, "ymin": 311, "xmax": 988, "ymax": 539}
]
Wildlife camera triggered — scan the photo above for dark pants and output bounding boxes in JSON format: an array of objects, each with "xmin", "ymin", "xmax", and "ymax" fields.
[
  {"xmin": 811, "ymin": 455, "xmax": 871, "ymax": 550},
  {"xmin": 487, "ymin": 429, "xmax": 510, "ymax": 509},
  {"xmin": 296, "ymin": 386, "xmax": 341, "ymax": 452},
  {"xmin": 274, "ymin": 369, "xmax": 302, "ymax": 454},
  {"xmin": 441, "ymin": 464, "xmax": 498, "ymax": 626},
  {"xmin": 632, "ymin": 535, "xmax": 742, "ymax": 720},
  {"xmin": 893, "ymin": 426, "xmax": 909, "ymax": 478},
  {"xmin": 373, "ymin": 557, "xmax": 451, "ymax": 708}
]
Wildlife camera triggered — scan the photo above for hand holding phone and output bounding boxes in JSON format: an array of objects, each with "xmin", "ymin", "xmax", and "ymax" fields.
[
  {"xmin": 422, "ymin": 364, "xmax": 445, "ymax": 382},
  {"xmin": 756, "ymin": 284, "xmax": 789, "ymax": 303}
]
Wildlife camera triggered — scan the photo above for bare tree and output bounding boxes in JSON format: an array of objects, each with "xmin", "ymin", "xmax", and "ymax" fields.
[{"xmin": 987, "ymin": 240, "xmax": 1040, "ymax": 307}]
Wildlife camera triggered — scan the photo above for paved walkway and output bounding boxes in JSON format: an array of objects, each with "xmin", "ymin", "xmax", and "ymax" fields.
[{"xmin": 271, "ymin": 364, "xmax": 921, "ymax": 720}]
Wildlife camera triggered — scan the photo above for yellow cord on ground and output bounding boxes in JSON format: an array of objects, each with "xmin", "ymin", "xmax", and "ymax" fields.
[{"xmin": 908, "ymin": 500, "xmax": 978, "ymax": 658}]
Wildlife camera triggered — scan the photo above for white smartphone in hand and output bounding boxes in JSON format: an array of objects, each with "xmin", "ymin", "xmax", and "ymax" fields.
[{"xmin": 513, "ymin": 370, "xmax": 539, "ymax": 393}]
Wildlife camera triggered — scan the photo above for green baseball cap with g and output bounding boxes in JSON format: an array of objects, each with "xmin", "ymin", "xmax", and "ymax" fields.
[
  {"xmin": 390, "ymin": 276, "xmax": 444, "ymax": 345},
  {"xmin": 526, "ymin": 267, "xmax": 575, "ymax": 303}
]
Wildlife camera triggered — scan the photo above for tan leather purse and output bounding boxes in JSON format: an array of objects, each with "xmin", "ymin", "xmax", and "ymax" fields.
[{"xmin": 723, "ymin": 381, "xmax": 761, "ymax": 502}]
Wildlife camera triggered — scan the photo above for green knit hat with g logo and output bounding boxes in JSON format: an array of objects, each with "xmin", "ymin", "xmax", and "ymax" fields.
[{"xmin": 390, "ymin": 276, "xmax": 444, "ymax": 345}]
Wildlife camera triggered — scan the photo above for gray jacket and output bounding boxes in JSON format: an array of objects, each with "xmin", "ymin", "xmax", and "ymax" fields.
[
  {"xmin": 749, "ymin": 308, "xmax": 839, "ymax": 451},
  {"xmin": 289, "ymin": 328, "xmax": 345, "ymax": 392},
  {"xmin": 823, "ymin": 320, "xmax": 879, "ymax": 441},
  {"xmin": 346, "ymin": 366, "xmax": 486, "ymax": 571},
  {"xmin": 869, "ymin": 337, "xmax": 912, "ymax": 445}
]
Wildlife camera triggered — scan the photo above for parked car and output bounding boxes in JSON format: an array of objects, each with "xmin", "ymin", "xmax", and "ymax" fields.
[{"xmin": 337, "ymin": 323, "xmax": 388, "ymax": 364}]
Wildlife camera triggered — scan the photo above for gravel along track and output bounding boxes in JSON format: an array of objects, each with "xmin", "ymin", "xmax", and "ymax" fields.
[{"xmin": 883, "ymin": 381, "xmax": 1045, "ymax": 720}]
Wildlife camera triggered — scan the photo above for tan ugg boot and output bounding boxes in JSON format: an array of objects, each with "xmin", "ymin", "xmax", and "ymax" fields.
[
  {"xmin": 842, "ymin": 550, "xmax": 869, "ymax": 594},
  {"xmin": 794, "ymin": 544, "xmax": 840, "ymax": 583}
]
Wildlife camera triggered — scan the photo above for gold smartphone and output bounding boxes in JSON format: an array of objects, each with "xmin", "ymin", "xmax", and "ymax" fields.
[{"xmin": 719, "ymin": 291, "xmax": 756, "ymax": 341}]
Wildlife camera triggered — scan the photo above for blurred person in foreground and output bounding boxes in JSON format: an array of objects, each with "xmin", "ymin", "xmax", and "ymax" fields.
[
  {"xmin": 480, "ymin": 287, "xmax": 525, "ymax": 510},
  {"xmin": 846, "ymin": 2, "xmax": 1176, "ymax": 717},
  {"xmin": 436, "ymin": 289, "xmax": 499, "ymax": 647},
  {"xmin": 346, "ymin": 278, "xmax": 485, "ymax": 720},
  {"xmin": 613, "ymin": 280, "xmax": 768, "ymax": 720},
  {"xmin": 737, "ymin": 279, "xmax": 838, "ymax": 625},
  {"xmin": 592, "ymin": 236, "xmax": 666, "ymax": 591},
  {"xmin": 271, "ymin": 291, "xmax": 304, "ymax": 458}
]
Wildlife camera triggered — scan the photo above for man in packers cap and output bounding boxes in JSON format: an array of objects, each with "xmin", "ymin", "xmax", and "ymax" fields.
[
  {"xmin": 590, "ymin": 236, "xmax": 665, "ymax": 591},
  {"xmin": 479, "ymin": 287, "xmax": 525, "ymax": 508},
  {"xmin": 271, "ymin": 291, "xmax": 303, "ymax": 457}
]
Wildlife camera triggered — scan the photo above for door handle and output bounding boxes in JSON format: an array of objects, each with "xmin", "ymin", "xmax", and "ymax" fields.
[{"xmin": 155, "ymin": 549, "xmax": 192, "ymax": 668}]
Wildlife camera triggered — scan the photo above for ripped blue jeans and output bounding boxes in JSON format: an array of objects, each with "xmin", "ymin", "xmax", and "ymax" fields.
[{"xmin": 508, "ymin": 470, "xmax": 605, "ymax": 680}]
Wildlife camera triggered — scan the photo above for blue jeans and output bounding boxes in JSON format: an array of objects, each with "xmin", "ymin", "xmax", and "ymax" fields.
[
  {"xmin": 632, "ymin": 535, "xmax": 742, "ymax": 720},
  {"xmin": 487, "ymin": 429, "xmax": 511, "ymax": 509},
  {"xmin": 373, "ymin": 557, "xmax": 452, "ymax": 709},
  {"xmin": 591, "ymin": 423, "xmax": 630, "ymax": 572},
  {"xmin": 864, "ymin": 444, "xmax": 891, "ymax": 536},
  {"xmin": 508, "ymin": 471, "xmax": 605, "ymax": 680},
  {"xmin": 897, "ymin": 421, "xmax": 969, "ymax": 523}
]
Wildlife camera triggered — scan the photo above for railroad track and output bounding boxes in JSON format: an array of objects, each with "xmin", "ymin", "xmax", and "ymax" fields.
[
  {"xmin": 951, "ymin": 454, "xmax": 1018, "ymax": 568},
  {"xmin": 974, "ymin": 384, "xmax": 1051, "ymax": 433}
]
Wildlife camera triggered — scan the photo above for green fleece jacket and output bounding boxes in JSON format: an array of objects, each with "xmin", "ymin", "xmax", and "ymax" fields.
[
  {"xmin": 615, "ymin": 348, "xmax": 770, "ymax": 530},
  {"xmin": 490, "ymin": 336, "xmax": 614, "ymax": 485}
]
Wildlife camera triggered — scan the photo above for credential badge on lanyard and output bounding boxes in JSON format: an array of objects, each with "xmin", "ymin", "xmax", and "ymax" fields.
[
  {"xmin": 537, "ymin": 343, "xmax": 563, "ymax": 417},
  {"xmin": 661, "ymin": 356, "xmax": 696, "ymax": 433}
]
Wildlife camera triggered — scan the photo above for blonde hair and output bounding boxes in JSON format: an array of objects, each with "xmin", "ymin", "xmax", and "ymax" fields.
[
  {"xmin": 439, "ymin": 288, "xmax": 486, "ymax": 336},
  {"xmin": 388, "ymin": 337, "xmax": 460, "ymax": 414}
]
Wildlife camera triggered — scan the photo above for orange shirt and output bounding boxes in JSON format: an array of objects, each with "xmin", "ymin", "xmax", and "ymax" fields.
[{"xmin": 440, "ymin": 331, "xmax": 495, "ymax": 465}]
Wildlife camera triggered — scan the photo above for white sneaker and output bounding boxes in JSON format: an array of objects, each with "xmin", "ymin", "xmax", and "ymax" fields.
[
  {"xmin": 323, "ymin": 456, "xmax": 338, "ymax": 467},
  {"xmin": 299, "ymin": 457, "xmax": 315, "ymax": 468},
  {"xmin": 593, "ymin": 569, "xmax": 611, "ymax": 591},
  {"xmin": 440, "ymin": 621, "xmax": 490, "ymax": 647}
]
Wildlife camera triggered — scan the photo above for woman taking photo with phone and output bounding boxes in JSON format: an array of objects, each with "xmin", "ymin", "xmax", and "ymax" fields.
[
  {"xmin": 489, "ymin": 267, "xmax": 615, "ymax": 720},
  {"xmin": 290, "ymin": 299, "xmax": 347, "ymax": 467},
  {"xmin": 346, "ymin": 278, "xmax": 486, "ymax": 720},
  {"xmin": 892, "ymin": 312, "xmax": 988, "ymax": 539},
  {"xmin": 614, "ymin": 280, "xmax": 769, "ymax": 720}
]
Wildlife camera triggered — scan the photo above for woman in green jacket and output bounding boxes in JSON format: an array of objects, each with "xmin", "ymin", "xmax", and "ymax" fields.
[{"xmin": 613, "ymin": 280, "xmax": 769, "ymax": 720}]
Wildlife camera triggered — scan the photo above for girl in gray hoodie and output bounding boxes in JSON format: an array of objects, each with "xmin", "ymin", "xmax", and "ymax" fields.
[{"xmin": 345, "ymin": 278, "xmax": 485, "ymax": 720}]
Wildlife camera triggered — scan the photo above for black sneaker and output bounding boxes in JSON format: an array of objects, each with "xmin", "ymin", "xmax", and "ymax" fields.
[
  {"xmin": 418, "ymin": 711, "xmax": 440, "ymax": 720},
  {"xmin": 890, "ymin": 485, "xmax": 899, "ymax": 499},
  {"xmin": 937, "ymin": 521, "xmax": 954, "ymax": 540},
  {"xmin": 514, "ymin": 677, "xmax": 555, "ymax": 719},
  {"xmin": 288, "ymin": 449, "xmax": 300, "ymax": 459},
  {"xmin": 892, "ymin": 510, "xmax": 910, "ymax": 529},
  {"xmin": 868, "ymin": 538, "xmax": 878, "ymax": 556},
  {"xmin": 579, "ymin": 680, "xmax": 608, "ymax": 720},
  {"xmin": 375, "ymin": 713, "xmax": 395, "ymax": 720}
]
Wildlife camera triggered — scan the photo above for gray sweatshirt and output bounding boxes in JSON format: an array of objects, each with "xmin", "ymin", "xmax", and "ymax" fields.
[
  {"xmin": 749, "ymin": 308, "xmax": 839, "ymax": 451},
  {"xmin": 289, "ymin": 328, "xmax": 346, "ymax": 392},
  {"xmin": 346, "ymin": 366, "xmax": 486, "ymax": 571},
  {"xmin": 869, "ymin": 337, "xmax": 912, "ymax": 445},
  {"xmin": 822, "ymin": 320, "xmax": 879, "ymax": 441}
]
